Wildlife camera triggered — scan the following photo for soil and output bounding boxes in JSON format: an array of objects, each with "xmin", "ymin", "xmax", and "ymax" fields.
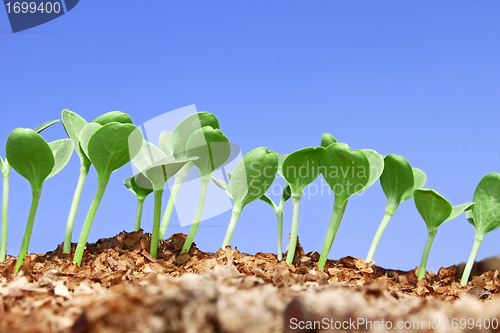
[{"xmin": 1, "ymin": 230, "xmax": 500, "ymax": 333}]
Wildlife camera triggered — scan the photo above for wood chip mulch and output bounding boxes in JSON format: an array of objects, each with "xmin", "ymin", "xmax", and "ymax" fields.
[{"xmin": 1, "ymin": 230, "xmax": 500, "ymax": 332}]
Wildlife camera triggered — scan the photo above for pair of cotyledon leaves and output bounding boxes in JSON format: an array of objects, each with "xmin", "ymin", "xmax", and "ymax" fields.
[
  {"xmin": 212, "ymin": 147, "xmax": 280, "ymax": 211},
  {"xmin": 465, "ymin": 173, "xmax": 500, "ymax": 237},
  {"xmin": 282, "ymin": 133, "xmax": 384, "ymax": 202},
  {"xmin": 414, "ymin": 189, "xmax": 473, "ymax": 232},
  {"xmin": 61, "ymin": 110, "xmax": 145, "ymax": 183},
  {"xmin": 5, "ymin": 119, "xmax": 75, "ymax": 191}
]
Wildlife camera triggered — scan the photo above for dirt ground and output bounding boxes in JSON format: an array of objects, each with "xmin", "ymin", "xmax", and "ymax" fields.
[{"xmin": 0, "ymin": 230, "xmax": 499, "ymax": 333}]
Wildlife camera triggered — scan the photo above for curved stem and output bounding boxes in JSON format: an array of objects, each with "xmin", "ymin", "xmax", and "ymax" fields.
[
  {"xmin": 222, "ymin": 205, "xmax": 243, "ymax": 248},
  {"xmin": 15, "ymin": 188, "xmax": 42, "ymax": 272},
  {"xmin": 417, "ymin": 229, "xmax": 437, "ymax": 280},
  {"xmin": 73, "ymin": 178, "xmax": 109, "ymax": 266},
  {"xmin": 286, "ymin": 195, "xmax": 302, "ymax": 264},
  {"xmin": 365, "ymin": 203, "xmax": 398, "ymax": 262},
  {"xmin": 181, "ymin": 173, "xmax": 211, "ymax": 254},
  {"xmin": 134, "ymin": 198, "xmax": 145, "ymax": 232},
  {"xmin": 318, "ymin": 199, "xmax": 348, "ymax": 271},
  {"xmin": 460, "ymin": 234, "xmax": 484, "ymax": 286},
  {"xmin": 159, "ymin": 163, "xmax": 191, "ymax": 239},
  {"xmin": 150, "ymin": 190, "xmax": 163, "ymax": 258},
  {"xmin": 63, "ymin": 163, "xmax": 89, "ymax": 254},
  {"xmin": 1, "ymin": 164, "xmax": 11, "ymax": 262}
]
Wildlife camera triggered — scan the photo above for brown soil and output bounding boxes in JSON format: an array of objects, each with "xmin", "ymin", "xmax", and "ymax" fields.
[{"xmin": 1, "ymin": 230, "xmax": 499, "ymax": 333}]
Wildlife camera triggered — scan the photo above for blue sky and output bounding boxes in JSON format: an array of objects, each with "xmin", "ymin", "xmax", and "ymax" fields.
[{"xmin": 1, "ymin": 0, "xmax": 499, "ymax": 271}]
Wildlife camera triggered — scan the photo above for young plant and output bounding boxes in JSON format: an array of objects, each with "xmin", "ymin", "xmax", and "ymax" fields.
[
  {"xmin": 282, "ymin": 147, "xmax": 325, "ymax": 264},
  {"xmin": 0, "ymin": 119, "xmax": 59, "ymax": 262},
  {"xmin": 413, "ymin": 188, "xmax": 472, "ymax": 280},
  {"xmin": 220, "ymin": 147, "xmax": 278, "ymax": 248},
  {"xmin": 365, "ymin": 154, "xmax": 426, "ymax": 262},
  {"xmin": 6, "ymin": 128, "xmax": 73, "ymax": 272},
  {"xmin": 73, "ymin": 122, "xmax": 142, "ymax": 266},
  {"xmin": 460, "ymin": 173, "xmax": 500, "ymax": 286},
  {"xmin": 180, "ymin": 126, "xmax": 231, "ymax": 254},
  {"xmin": 158, "ymin": 113, "xmax": 220, "ymax": 239},
  {"xmin": 317, "ymin": 143, "xmax": 384, "ymax": 270},
  {"xmin": 132, "ymin": 140, "xmax": 195, "ymax": 258},
  {"xmin": 61, "ymin": 110, "xmax": 133, "ymax": 254},
  {"xmin": 257, "ymin": 153, "xmax": 291, "ymax": 260},
  {"xmin": 124, "ymin": 173, "xmax": 153, "ymax": 231}
]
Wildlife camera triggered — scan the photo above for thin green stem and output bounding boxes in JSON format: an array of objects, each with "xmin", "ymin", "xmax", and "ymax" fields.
[
  {"xmin": 318, "ymin": 199, "xmax": 348, "ymax": 271},
  {"xmin": 1, "ymin": 163, "xmax": 11, "ymax": 262},
  {"xmin": 365, "ymin": 203, "xmax": 398, "ymax": 262},
  {"xmin": 159, "ymin": 163, "xmax": 191, "ymax": 239},
  {"xmin": 63, "ymin": 163, "xmax": 89, "ymax": 254},
  {"xmin": 460, "ymin": 234, "xmax": 484, "ymax": 286},
  {"xmin": 276, "ymin": 209, "xmax": 283, "ymax": 261},
  {"xmin": 134, "ymin": 198, "xmax": 145, "ymax": 232},
  {"xmin": 150, "ymin": 190, "xmax": 163, "ymax": 258},
  {"xmin": 181, "ymin": 174, "xmax": 211, "ymax": 254},
  {"xmin": 15, "ymin": 188, "xmax": 42, "ymax": 272},
  {"xmin": 286, "ymin": 195, "xmax": 302, "ymax": 264},
  {"xmin": 417, "ymin": 229, "xmax": 437, "ymax": 280},
  {"xmin": 73, "ymin": 178, "xmax": 109, "ymax": 266},
  {"xmin": 222, "ymin": 205, "xmax": 243, "ymax": 248}
]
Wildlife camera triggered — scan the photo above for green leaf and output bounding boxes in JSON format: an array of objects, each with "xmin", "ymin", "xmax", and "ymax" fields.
[
  {"xmin": 61, "ymin": 109, "xmax": 90, "ymax": 164},
  {"xmin": 380, "ymin": 154, "xmax": 414, "ymax": 206},
  {"xmin": 78, "ymin": 122, "xmax": 102, "ymax": 159},
  {"xmin": 360, "ymin": 149, "xmax": 384, "ymax": 190},
  {"xmin": 282, "ymin": 147, "xmax": 324, "ymax": 196},
  {"xmin": 472, "ymin": 173, "xmax": 500, "ymax": 235},
  {"xmin": 47, "ymin": 139, "xmax": 74, "ymax": 179},
  {"xmin": 159, "ymin": 131, "xmax": 174, "ymax": 157},
  {"xmin": 321, "ymin": 133, "xmax": 337, "ymax": 148},
  {"xmin": 186, "ymin": 126, "xmax": 231, "ymax": 176},
  {"xmin": 282, "ymin": 183, "xmax": 292, "ymax": 202},
  {"xmin": 92, "ymin": 111, "xmax": 133, "ymax": 125},
  {"xmin": 212, "ymin": 176, "xmax": 232, "ymax": 198},
  {"xmin": 445, "ymin": 202, "xmax": 474, "ymax": 222},
  {"xmin": 414, "ymin": 189, "xmax": 453, "ymax": 231},
  {"xmin": 320, "ymin": 142, "xmax": 370, "ymax": 203},
  {"xmin": 401, "ymin": 168, "xmax": 427, "ymax": 202},
  {"xmin": 466, "ymin": 209, "xmax": 474, "ymax": 226},
  {"xmin": 124, "ymin": 173, "xmax": 153, "ymax": 200},
  {"xmin": 259, "ymin": 194, "xmax": 277, "ymax": 211},
  {"xmin": 6, "ymin": 128, "xmax": 54, "ymax": 189},
  {"xmin": 231, "ymin": 147, "xmax": 278, "ymax": 208},
  {"xmin": 87, "ymin": 123, "xmax": 143, "ymax": 180},
  {"xmin": 172, "ymin": 112, "xmax": 220, "ymax": 159},
  {"xmin": 34, "ymin": 119, "xmax": 60, "ymax": 133}
]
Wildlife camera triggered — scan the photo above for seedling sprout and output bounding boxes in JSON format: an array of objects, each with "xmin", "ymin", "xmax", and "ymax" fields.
[
  {"xmin": 124, "ymin": 173, "xmax": 153, "ymax": 231},
  {"xmin": 413, "ymin": 188, "xmax": 472, "ymax": 280}
]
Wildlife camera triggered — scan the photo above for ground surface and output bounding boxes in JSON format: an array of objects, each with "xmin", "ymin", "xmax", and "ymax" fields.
[{"xmin": 0, "ymin": 230, "xmax": 499, "ymax": 333}]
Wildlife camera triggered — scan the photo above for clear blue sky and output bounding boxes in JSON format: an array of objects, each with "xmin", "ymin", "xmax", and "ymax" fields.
[{"xmin": 1, "ymin": 1, "xmax": 499, "ymax": 272}]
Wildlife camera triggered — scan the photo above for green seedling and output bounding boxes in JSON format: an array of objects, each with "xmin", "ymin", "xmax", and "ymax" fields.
[
  {"xmin": 61, "ymin": 110, "xmax": 133, "ymax": 254},
  {"xmin": 257, "ymin": 153, "xmax": 291, "ymax": 260},
  {"xmin": 158, "ymin": 113, "xmax": 220, "ymax": 239},
  {"xmin": 321, "ymin": 133, "xmax": 337, "ymax": 148},
  {"xmin": 132, "ymin": 140, "xmax": 195, "ymax": 258},
  {"xmin": 318, "ymin": 143, "xmax": 384, "ymax": 270},
  {"xmin": 282, "ymin": 147, "xmax": 325, "ymax": 264},
  {"xmin": 6, "ymin": 128, "xmax": 73, "ymax": 272},
  {"xmin": 0, "ymin": 119, "xmax": 59, "ymax": 262},
  {"xmin": 220, "ymin": 147, "xmax": 278, "ymax": 248},
  {"xmin": 460, "ymin": 173, "xmax": 500, "ymax": 286},
  {"xmin": 124, "ymin": 173, "xmax": 153, "ymax": 231},
  {"xmin": 180, "ymin": 126, "xmax": 231, "ymax": 254},
  {"xmin": 73, "ymin": 122, "xmax": 143, "ymax": 266},
  {"xmin": 413, "ymin": 189, "xmax": 472, "ymax": 280},
  {"xmin": 366, "ymin": 155, "xmax": 426, "ymax": 262}
]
